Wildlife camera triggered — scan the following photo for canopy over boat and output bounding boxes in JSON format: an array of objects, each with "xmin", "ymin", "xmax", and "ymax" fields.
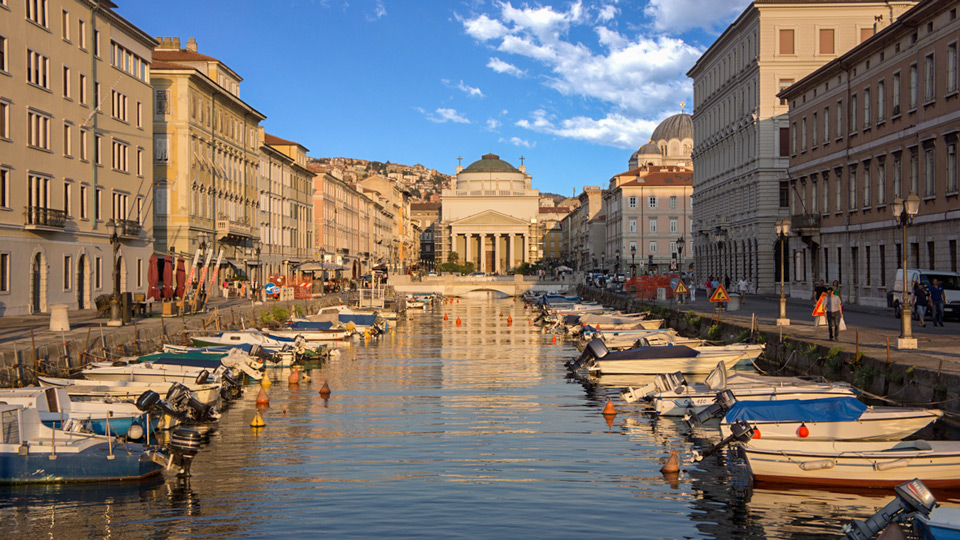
[{"xmin": 726, "ymin": 396, "xmax": 868, "ymax": 424}]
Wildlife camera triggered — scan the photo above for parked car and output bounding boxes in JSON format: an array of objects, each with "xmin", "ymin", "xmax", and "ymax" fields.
[{"xmin": 887, "ymin": 269, "xmax": 960, "ymax": 320}]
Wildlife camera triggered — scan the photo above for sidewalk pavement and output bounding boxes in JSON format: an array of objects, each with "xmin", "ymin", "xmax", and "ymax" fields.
[{"xmin": 637, "ymin": 290, "xmax": 960, "ymax": 377}]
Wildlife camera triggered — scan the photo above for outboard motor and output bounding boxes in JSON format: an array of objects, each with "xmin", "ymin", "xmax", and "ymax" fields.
[
  {"xmin": 842, "ymin": 479, "xmax": 937, "ymax": 540},
  {"xmin": 620, "ymin": 372, "xmax": 687, "ymax": 404},
  {"xmin": 135, "ymin": 389, "xmax": 186, "ymax": 421},
  {"xmin": 166, "ymin": 383, "xmax": 214, "ymax": 421},
  {"xmin": 684, "ymin": 390, "xmax": 737, "ymax": 427},
  {"xmin": 195, "ymin": 370, "xmax": 210, "ymax": 385},
  {"xmin": 216, "ymin": 366, "xmax": 243, "ymax": 400},
  {"xmin": 692, "ymin": 420, "xmax": 755, "ymax": 462},
  {"xmin": 168, "ymin": 428, "xmax": 203, "ymax": 477},
  {"xmin": 567, "ymin": 338, "xmax": 610, "ymax": 370}
]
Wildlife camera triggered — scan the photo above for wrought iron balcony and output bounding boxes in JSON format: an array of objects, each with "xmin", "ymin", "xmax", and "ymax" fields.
[
  {"xmin": 24, "ymin": 206, "xmax": 66, "ymax": 229},
  {"xmin": 117, "ymin": 219, "xmax": 141, "ymax": 238},
  {"xmin": 216, "ymin": 218, "xmax": 254, "ymax": 239},
  {"xmin": 791, "ymin": 213, "xmax": 821, "ymax": 233}
]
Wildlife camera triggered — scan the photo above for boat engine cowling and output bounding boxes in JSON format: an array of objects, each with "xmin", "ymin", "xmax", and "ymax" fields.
[
  {"xmin": 692, "ymin": 420, "xmax": 755, "ymax": 462},
  {"xmin": 135, "ymin": 390, "xmax": 185, "ymax": 420},
  {"xmin": 842, "ymin": 479, "xmax": 937, "ymax": 540},
  {"xmin": 195, "ymin": 370, "xmax": 210, "ymax": 385},
  {"xmin": 166, "ymin": 383, "xmax": 214, "ymax": 421},
  {"xmin": 567, "ymin": 338, "xmax": 609, "ymax": 370},
  {"xmin": 684, "ymin": 390, "xmax": 738, "ymax": 428},
  {"xmin": 217, "ymin": 367, "xmax": 243, "ymax": 400},
  {"xmin": 169, "ymin": 428, "xmax": 203, "ymax": 477}
]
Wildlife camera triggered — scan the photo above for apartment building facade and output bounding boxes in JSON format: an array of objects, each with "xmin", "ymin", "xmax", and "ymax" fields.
[
  {"xmin": 1, "ymin": 0, "xmax": 156, "ymax": 314},
  {"xmin": 780, "ymin": 0, "xmax": 960, "ymax": 306},
  {"xmin": 688, "ymin": 0, "xmax": 916, "ymax": 291}
]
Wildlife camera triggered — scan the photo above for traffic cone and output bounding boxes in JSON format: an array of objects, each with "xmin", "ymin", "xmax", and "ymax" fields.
[
  {"xmin": 602, "ymin": 398, "xmax": 617, "ymax": 416},
  {"xmin": 319, "ymin": 381, "xmax": 331, "ymax": 397},
  {"xmin": 256, "ymin": 387, "xmax": 269, "ymax": 405}
]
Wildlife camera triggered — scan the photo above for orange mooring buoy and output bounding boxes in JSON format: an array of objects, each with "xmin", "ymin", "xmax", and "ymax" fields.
[
  {"xmin": 456, "ymin": 317, "xmax": 461, "ymax": 326},
  {"xmin": 444, "ymin": 314, "xmax": 448, "ymax": 320},
  {"xmin": 282, "ymin": 406, "xmax": 288, "ymax": 416},
  {"xmin": 457, "ymin": 299, "xmax": 460, "ymax": 304},
  {"xmin": 507, "ymin": 315, "xmax": 513, "ymax": 326},
  {"xmin": 551, "ymin": 335, "xmax": 557, "ymax": 343},
  {"xmin": 602, "ymin": 398, "xmax": 617, "ymax": 416},
  {"xmin": 319, "ymin": 381, "xmax": 331, "ymax": 397},
  {"xmin": 288, "ymin": 370, "xmax": 300, "ymax": 384},
  {"xmin": 256, "ymin": 386, "xmax": 269, "ymax": 405},
  {"xmin": 660, "ymin": 450, "xmax": 680, "ymax": 473}
]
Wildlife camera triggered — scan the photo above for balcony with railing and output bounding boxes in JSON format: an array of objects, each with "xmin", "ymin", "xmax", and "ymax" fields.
[
  {"xmin": 117, "ymin": 219, "xmax": 141, "ymax": 238},
  {"xmin": 216, "ymin": 216, "xmax": 255, "ymax": 240},
  {"xmin": 791, "ymin": 213, "xmax": 821, "ymax": 245},
  {"xmin": 24, "ymin": 206, "xmax": 66, "ymax": 230}
]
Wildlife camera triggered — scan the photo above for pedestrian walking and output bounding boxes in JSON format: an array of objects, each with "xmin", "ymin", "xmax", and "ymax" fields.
[
  {"xmin": 929, "ymin": 278, "xmax": 945, "ymax": 327},
  {"xmin": 912, "ymin": 280, "xmax": 930, "ymax": 327},
  {"xmin": 689, "ymin": 276, "xmax": 697, "ymax": 302},
  {"xmin": 737, "ymin": 277, "xmax": 748, "ymax": 304},
  {"xmin": 222, "ymin": 279, "xmax": 229, "ymax": 298},
  {"xmin": 832, "ymin": 280, "xmax": 842, "ymax": 301},
  {"xmin": 825, "ymin": 287, "xmax": 843, "ymax": 340},
  {"xmin": 705, "ymin": 275, "xmax": 714, "ymax": 300}
]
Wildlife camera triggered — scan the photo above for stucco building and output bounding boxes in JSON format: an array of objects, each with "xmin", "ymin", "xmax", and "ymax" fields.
[
  {"xmin": 688, "ymin": 0, "xmax": 916, "ymax": 291},
  {"xmin": 0, "ymin": 0, "xmax": 155, "ymax": 314},
  {"xmin": 780, "ymin": 0, "xmax": 960, "ymax": 306},
  {"xmin": 259, "ymin": 133, "xmax": 313, "ymax": 278}
]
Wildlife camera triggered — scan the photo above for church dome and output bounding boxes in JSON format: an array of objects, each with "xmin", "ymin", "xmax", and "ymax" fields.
[
  {"xmin": 650, "ymin": 113, "xmax": 693, "ymax": 142},
  {"xmin": 462, "ymin": 153, "xmax": 520, "ymax": 174}
]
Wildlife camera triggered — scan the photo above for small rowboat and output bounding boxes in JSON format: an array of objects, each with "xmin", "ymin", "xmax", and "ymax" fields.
[
  {"xmin": 720, "ymin": 397, "xmax": 942, "ymax": 441},
  {"xmin": 741, "ymin": 438, "xmax": 960, "ymax": 488}
]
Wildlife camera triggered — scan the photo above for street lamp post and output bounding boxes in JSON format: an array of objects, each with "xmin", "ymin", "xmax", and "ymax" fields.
[
  {"xmin": 715, "ymin": 227, "xmax": 726, "ymax": 283},
  {"xmin": 106, "ymin": 219, "xmax": 123, "ymax": 327},
  {"xmin": 630, "ymin": 244, "xmax": 637, "ymax": 278},
  {"xmin": 894, "ymin": 194, "xmax": 921, "ymax": 349},
  {"xmin": 676, "ymin": 236, "xmax": 685, "ymax": 274},
  {"xmin": 615, "ymin": 249, "xmax": 620, "ymax": 275},
  {"xmin": 775, "ymin": 218, "xmax": 791, "ymax": 326},
  {"xmin": 601, "ymin": 253, "xmax": 606, "ymax": 275}
]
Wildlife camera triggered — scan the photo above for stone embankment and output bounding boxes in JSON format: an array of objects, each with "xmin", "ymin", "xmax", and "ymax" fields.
[
  {"xmin": 580, "ymin": 287, "xmax": 960, "ymax": 421},
  {"xmin": 0, "ymin": 294, "xmax": 357, "ymax": 388}
]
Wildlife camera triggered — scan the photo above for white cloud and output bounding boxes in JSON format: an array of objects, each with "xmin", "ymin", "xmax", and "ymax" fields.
[
  {"xmin": 486, "ymin": 118, "xmax": 502, "ymax": 131},
  {"xmin": 374, "ymin": 0, "xmax": 387, "ymax": 19},
  {"xmin": 645, "ymin": 0, "xmax": 750, "ymax": 33},
  {"xmin": 462, "ymin": 13, "xmax": 509, "ymax": 40},
  {"xmin": 516, "ymin": 109, "xmax": 659, "ymax": 149},
  {"xmin": 597, "ymin": 4, "xmax": 618, "ymax": 23},
  {"xmin": 456, "ymin": 80, "xmax": 484, "ymax": 98},
  {"xmin": 487, "ymin": 57, "xmax": 524, "ymax": 77},
  {"xmin": 499, "ymin": 136, "xmax": 535, "ymax": 148},
  {"xmin": 422, "ymin": 107, "xmax": 471, "ymax": 124}
]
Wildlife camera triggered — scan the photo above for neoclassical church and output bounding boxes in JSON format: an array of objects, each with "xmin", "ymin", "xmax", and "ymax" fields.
[
  {"xmin": 628, "ymin": 112, "xmax": 693, "ymax": 170},
  {"xmin": 437, "ymin": 153, "xmax": 540, "ymax": 273}
]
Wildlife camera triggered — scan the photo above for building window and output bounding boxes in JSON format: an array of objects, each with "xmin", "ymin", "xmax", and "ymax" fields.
[
  {"xmin": 823, "ymin": 106, "xmax": 830, "ymax": 140},
  {"xmin": 95, "ymin": 187, "xmax": 102, "ymax": 220},
  {"xmin": 835, "ymin": 169, "xmax": 843, "ymax": 211},
  {"xmin": 880, "ymin": 245, "xmax": 886, "ymax": 286},
  {"xmin": 849, "ymin": 94, "xmax": 858, "ymax": 133},
  {"xmin": 136, "ymin": 197, "xmax": 143, "ymax": 225},
  {"xmin": 669, "ymin": 218, "xmax": 678, "ymax": 233},
  {"xmin": 136, "ymin": 101, "xmax": 142, "ymax": 128},
  {"xmin": 779, "ymin": 79, "xmax": 793, "ymax": 105},
  {"xmin": 628, "ymin": 218, "xmax": 636, "ymax": 233},
  {"xmin": 111, "ymin": 90, "xmax": 127, "ymax": 122},
  {"xmin": 78, "ymin": 19, "xmax": 86, "ymax": 49},
  {"xmin": 910, "ymin": 149, "xmax": 919, "ymax": 194},
  {"xmin": 0, "ymin": 35, "xmax": 7, "ymax": 73},
  {"xmin": 877, "ymin": 80, "xmax": 885, "ymax": 123},
  {"xmin": 866, "ymin": 246, "xmax": 872, "ymax": 286},
  {"xmin": 648, "ymin": 218, "xmax": 657, "ymax": 233},
  {"xmin": 812, "ymin": 177, "xmax": 819, "ymax": 213},
  {"xmin": 26, "ymin": 50, "xmax": 50, "ymax": 89},
  {"xmin": 648, "ymin": 241, "xmax": 657, "ymax": 254},
  {"xmin": 627, "ymin": 196, "xmax": 637, "ymax": 209},
  {"xmin": 863, "ymin": 161, "xmax": 871, "ymax": 208},
  {"xmin": 800, "ymin": 118, "xmax": 807, "ymax": 151},
  {"xmin": 835, "ymin": 100, "xmax": 843, "ymax": 138},
  {"xmin": 909, "ymin": 63, "xmax": 918, "ymax": 109},
  {"xmin": 948, "ymin": 43, "xmax": 958, "ymax": 94},
  {"xmin": 94, "ymin": 82, "xmax": 100, "ymax": 108},
  {"xmin": 95, "ymin": 256, "xmax": 102, "ymax": 289},
  {"xmin": 893, "ymin": 153, "xmax": 903, "ymax": 198},
  {"xmin": 812, "ymin": 112, "xmax": 818, "ymax": 146},
  {"xmin": 62, "ymin": 65, "xmax": 71, "ymax": 98},
  {"xmin": 27, "ymin": 0, "xmax": 48, "ymax": 27},
  {"xmin": 28, "ymin": 175, "xmax": 50, "ymax": 213},
  {"xmin": 95, "ymin": 134, "xmax": 101, "ymax": 165},
  {"xmin": 893, "ymin": 72, "xmax": 901, "ymax": 115},
  {"xmin": 79, "ymin": 73, "xmax": 87, "ymax": 105},
  {"xmin": 669, "ymin": 195, "xmax": 677, "ymax": 209},
  {"xmin": 62, "ymin": 122, "xmax": 72, "ymax": 156},
  {"xmin": 877, "ymin": 157, "xmax": 886, "ymax": 205},
  {"xmin": 93, "ymin": 29, "xmax": 100, "ymax": 57},
  {"xmin": 863, "ymin": 88, "xmax": 871, "ymax": 127},
  {"xmin": 0, "ymin": 101, "xmax": 9, "ymax": 139},
  {"xmin": 136, "ymin": 258, "xmax": 142, "ymax": 288},
  {"xmin": 63, "ymin": 181, "xmax": 72, "ymax": 217},
  {"xmin": 0, "ymin": 253, "xmax": 8, "ymax": 293},
  {"xmin": 849, "ymin": 165, "xmax": 858, "ymax": 210},
  {"xmin": 924, "ymin": 146, "xmax": 935, "ymax": 197},
  {"xmin": 860, "ymin": 27, "xmax": 874, "ymax": 43},
  {"xmin": 61, "ymin": 9, "xmax": 70, "ymax": 41},
  {"xmin": 0, "ymin": 169, "xmax": 8, "ymax": 208},
  {"xmin": 111, "ymin": 191, "xmax": 128, "ymax": 221},
  {"xmin": 79, "ymin": 184, "xmax": 88, "ymax": 219},
  {"xmin": 948, "ymin": 141, "xmax": 958, "ymax": 193},
  {"xmin": 819, "ymin": 28, "xmax": 835, "ymax": 55},
  {"xmin": 780, "ymin": 181, "xmax": 790, "ymax": 208},
  {"xmin": 79, "ymin": 128, "xmax": 89, "ymax": 161},
  {"xmin": 112, "ymin": 139, "xmax": 128, "ymax": 172},
  {"xmin": 925, "ymin": 54, "xmax": 935, "ymax": 102},
  {"xmin": 779, "ymin": 127, "xmax": 790, "ymax": 156},
  {"xmin": 648, "ymin": 196, "xmax": 657, "ymax": 209},
  {"xmin": 779, "ymin": 29, "xmax": 795, "ymax": 55},
  {"xmin": 137, "ymin": 148, "xmax": 143, "ymax": 176},
  {"xmin": 63, "ymin": 255, "xmax": 72, "ymax": 290},
  {"xmin": 27, "ymin": 110, "xmax": 51, "ymax": 150}
]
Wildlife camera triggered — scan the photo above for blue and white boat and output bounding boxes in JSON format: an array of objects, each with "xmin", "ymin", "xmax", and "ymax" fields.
[
  {"xmin": 0, "ymin": 403, "xmax": 165, "ymax": 484},
  {"xmin": 0, "ymin": 387, "xmax": 155, "ymax": 439}
]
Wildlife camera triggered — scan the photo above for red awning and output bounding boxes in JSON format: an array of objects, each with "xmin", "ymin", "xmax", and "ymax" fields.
[
  {"xmin": 162, "ymin": 255, "xmax": 174, "ymax": 299},
  {"xmin": 175, "ymin": 258, "xmax": 186, "ymax": 298},
  {"xmin": 147, "ymin": 253, "xmax": 160, "ymax": 300}
]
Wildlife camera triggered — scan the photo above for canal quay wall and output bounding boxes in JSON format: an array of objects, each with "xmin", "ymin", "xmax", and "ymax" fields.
[
  {"xmin": 0, "ymin": 294, "xmax": 355, "ymax": 388},
  {"xmin": 578, "ymin": 287, "xmax": 960, "ymax": 420}
]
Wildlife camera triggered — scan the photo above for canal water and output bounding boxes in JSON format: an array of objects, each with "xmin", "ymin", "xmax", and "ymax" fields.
[{"xmin": 4, "ymin": 297, "xmax": 959, "ymax": 539}]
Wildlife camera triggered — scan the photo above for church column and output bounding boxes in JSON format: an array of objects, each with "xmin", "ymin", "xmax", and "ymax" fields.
[
  {"xmin": 465, "ymin": 233, "xmax": 472, "ymax": 266},
  {"xmin": 494, "ymin": 234, "xmax": 502, "ymax": 274},
  {"xmin": 522, "ymin": 233, "xmax": 530, "ymax": 263},
  {"xmin": 505, "ymin": 233, "xmax": 512, "ymax": 272},
  {"xmin": 479, "ymin": 234, "xmax": 486, "ymax": 273}
]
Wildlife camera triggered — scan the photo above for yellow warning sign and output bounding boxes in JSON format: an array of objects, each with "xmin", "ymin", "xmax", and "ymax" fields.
[
  {"xmin": 709, "ymin": 284, "xmax": 730, "ymax": 302},
  {"xmin": 812, "ymin": 293, "xmax": 827, "ymax": 317},
  {"xmin": 673, "ymin": 280, "xmax": 689, "ymax": 294}
]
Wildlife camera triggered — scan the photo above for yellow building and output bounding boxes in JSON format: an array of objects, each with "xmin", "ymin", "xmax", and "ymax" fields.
[
  {"xmin": 261, "ymin": 133, "xmax": 313, "ymax": 275},
  {"xmin": 0, "ymin": 0, "xmax": 156, "ymax": 314},
  {"xmin": 151, "ymin": 37, "xmax": 265, "ymax": 278}
]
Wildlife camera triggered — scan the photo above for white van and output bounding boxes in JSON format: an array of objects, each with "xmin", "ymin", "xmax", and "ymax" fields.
[{"xmin": 887, "ymin": 269, "xmax": 960, "ymax": 320}]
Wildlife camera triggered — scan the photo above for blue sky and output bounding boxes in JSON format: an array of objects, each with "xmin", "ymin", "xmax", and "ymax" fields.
[{"xmin": 118, "ymin": 0, "xmax": 749, "ymax": 196}]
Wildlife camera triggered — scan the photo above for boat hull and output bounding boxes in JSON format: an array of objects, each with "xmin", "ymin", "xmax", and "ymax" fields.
[
  {"xmin": 590, "ymin": 353, "xmax": 743, "ymax": 375},
  {"xmin": 655, "ymin": 387, "xmax": 857, "ymax": 416},
  {"xmin": 720, "ymin": 411, "xmax": 940, "ymax": 441},
  {"xmin": 0, "ymin": 442, "xmax": 163, "ymax": 484}
]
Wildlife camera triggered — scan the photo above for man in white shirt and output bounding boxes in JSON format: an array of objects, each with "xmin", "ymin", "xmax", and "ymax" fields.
[{"xmin": 737, "ymin": 277, "xmax": 748, "ymax": 304}]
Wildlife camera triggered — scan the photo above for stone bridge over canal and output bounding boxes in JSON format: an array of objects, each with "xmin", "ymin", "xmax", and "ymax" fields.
[{"xmin": 388, "ymin": 274, "xmax": 570, "ymax": 297}]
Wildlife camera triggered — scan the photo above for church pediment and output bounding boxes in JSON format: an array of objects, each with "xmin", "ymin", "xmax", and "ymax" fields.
[{"xmin": 452, "ymin": 209, "xmax": 530, "ymax": 227}]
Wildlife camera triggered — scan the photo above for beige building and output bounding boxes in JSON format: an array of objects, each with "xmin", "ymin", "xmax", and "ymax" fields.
[
  {"xmin": 561, "ymin": 186, "xmax": 606, "ymax": 272},
  {"xmin": 539, "ymin": 206, "xmax": 573, "ymax": 263},
  {"xmin": 604, "ymin": 165, "xmax": 694, "ymax": 276},
  {"xmin": 151, "ymin": 38, "xmax": 265, "ymax": 283},
  {"xmin": 781, "ymin": 0, "xmax": 960, "ymax": 306},
  {"xmin": 260, "ymin": 133, "xmax": 312, "ymax": 276},
  {"xmin": 688, "ymin": 1, "xmax": 916, "ymax": 290},
  {"xmin": 359, "ymin": 175, "xmax": 413, "ymax": 273},
  {"xmin": 0, "ymin": 0, "xmax": 155, "ymax": 315},
  {"xmin": 438, "ymin": 153, "xmax": 541, "ymax": 273},
  {"xmin": 411, "ymin": 201, "xmax": 441, "ymax": 269}
]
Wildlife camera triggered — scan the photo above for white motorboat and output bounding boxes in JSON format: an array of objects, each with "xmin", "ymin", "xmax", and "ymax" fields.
[
  {"xmin": 191, "ymin": 329, "xmax": 306, "ymax": 353},
  {"xmin": 719, "ymin": 396, "xmax": 942, "ymax": 441},
  {"xmin": 38, "ymin": 376, "xmax": 221, "ymax": 407},
  {"xmin": 570, "ymin": 338, "xmax": 748, "ymax": 375},
  {"xmin": 740, "ymin": 438, "xmax": 960, "ymax": 488},
  {"xmin": 0, "ymin": 387, "xmax": 153, "ymax": 439},
  {"xmin": 82, "ymin": 362, "xmax": 211, "ymax": 385}
]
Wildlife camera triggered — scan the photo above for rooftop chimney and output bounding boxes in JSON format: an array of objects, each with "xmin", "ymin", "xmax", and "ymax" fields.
[
  {"xmin": 172, "ymin": 37, "xmax": 181, "ymax": 49},
  {"xmin": 186, "ymin": 38, "xmax": 197, "ymax": 52}
]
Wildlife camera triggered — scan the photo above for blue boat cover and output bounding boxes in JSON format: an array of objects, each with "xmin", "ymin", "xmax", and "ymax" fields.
[
  {"xmin": 288, "ymin": 321, "xmax": 335, "ymax": 330},
  {"xmin": 339, "ymin": 314, "xmax": 377, "ymax": 326},
  {"xmin": 724, "ymin": 396, "xmax": 867, "ymax": 424}
]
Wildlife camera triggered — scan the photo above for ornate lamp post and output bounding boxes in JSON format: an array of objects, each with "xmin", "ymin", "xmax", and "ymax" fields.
[
  {"xmin": 775, "ymin": 218, "xmax": 791, "ymax": 326},
  {"xmin": 893, "ymin": 193, "xmax": 921, "ymax": 349},
  {"xmin": 106, "ymin": 219, "xmax": 123, "ymax": 327},
  {"xmin": 715, "ymin": 227, "xmax": 727, "ymax": 282},
  {"xmin": 630, "ymin": 244, "xmax": 637, "ymax": 278},
  {"xmin": 676, "ymin": 236, "xmax": 685, "ymax": 274},
  {"xmin": 615, "ymin": 249, "xmax": 620, "ymax": 275},
  {"xmin": 601, "ymin": 252, "xmax": 606, "ymax": 275}
]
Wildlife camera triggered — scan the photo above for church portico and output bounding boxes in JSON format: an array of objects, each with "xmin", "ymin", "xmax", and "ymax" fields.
[{"xmin": 450, "ymin": 210, "xmax": 533, "ymax": 273}]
